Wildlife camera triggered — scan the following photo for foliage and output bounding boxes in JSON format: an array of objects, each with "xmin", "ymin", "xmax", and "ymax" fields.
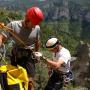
[
  {"xmin": 69, "ymin": 20, "xmax": 82, "ymax": 38},
  {"xmin": 0, "ymin": 52, "xmax": 8, "ymax": 66},
  {"xmin": 35, "ymin": 62, "xmax": 48, "ymax": 90},
  {"xmin": 40, "ymin": 21, "xmax": 79, "ymax": 55},
  {"xmin": 81, "ymin": 20, "xmax": 90, "ymax": 43},
  {"xmin": 0, "ymin": 8, "xmax": 23, "ymax": 24},
  {"xmin": 0, "ymin": 7, "xmax": 89, "ymax": 90}
]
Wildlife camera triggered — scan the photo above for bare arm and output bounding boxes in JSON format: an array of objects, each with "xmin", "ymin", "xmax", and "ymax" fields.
[
  {"xmin": 34, "ymin": 26, "xmax": 41, "ymax": 51},
  {"xmin": 0, "ymin": 34, "xmax": 7, "ymax": 47},
  {"xmin": 45, "ymin": 58, "xmax": 64, "ymax": 70},
  {"xmin": 34, "ymin": 37, "xmax": 40, "ymax": 51}
]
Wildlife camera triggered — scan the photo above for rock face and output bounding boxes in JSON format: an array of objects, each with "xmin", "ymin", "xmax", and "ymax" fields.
[{"xmin": 71, "ymin": 41, "xmax": 90, "ymax": 89}]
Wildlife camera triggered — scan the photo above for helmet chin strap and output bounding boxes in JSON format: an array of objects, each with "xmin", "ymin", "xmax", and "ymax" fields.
[
  {"xmin": 58, "ymin": 45, "xmax": 62, "ymax": 51},
  {"xmin": 55, "ymin": 45, "xmax": 61, "ymax": 53}
]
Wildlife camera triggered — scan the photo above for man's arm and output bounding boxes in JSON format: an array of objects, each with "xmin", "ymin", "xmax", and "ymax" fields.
[
  {"xmin": 0, "ymin": 34, "xmax": 7, "ymax": 47},
  {"xmin": 34, "ymin": 25, "xmax": 41, "ymax": 51},
  {"xmin": 34, "ymin": 38, "xmax": 40, "ymax": 51},
  {"xmin": 45, "ymin": 58, "xmax": 64, "ymax": 70}
]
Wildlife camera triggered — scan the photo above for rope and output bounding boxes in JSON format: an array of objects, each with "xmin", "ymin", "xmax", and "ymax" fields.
[{"xmin": 0, "ymin": 23, "xmax": 26, "ymax": 46}]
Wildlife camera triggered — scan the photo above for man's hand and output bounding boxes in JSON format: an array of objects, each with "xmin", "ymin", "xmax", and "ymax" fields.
[
  {"xmin": 34, "ymin": 52, "xmax": 43, "ymax": 60},
  {"xmin": 34, "ymin": 52, "xmax": 47, "ymax": 62},
  {"xmin": 0, "ymin": 23, "xmax": 4, "ymax": 29}
]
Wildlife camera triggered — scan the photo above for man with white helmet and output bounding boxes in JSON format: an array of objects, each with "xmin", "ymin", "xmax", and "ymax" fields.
[
  {"xmin": 43, "ymin": 37, "xmax": 73, "ymax": 90},
  {"xmin": 0, "ymin": 7, "xmax": 44, "ymax": 90}
]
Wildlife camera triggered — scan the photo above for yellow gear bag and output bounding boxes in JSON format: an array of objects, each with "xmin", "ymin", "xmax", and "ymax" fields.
[{"xmin": 0, "ymin": 64, "xmax": 28, "ymax": 90}]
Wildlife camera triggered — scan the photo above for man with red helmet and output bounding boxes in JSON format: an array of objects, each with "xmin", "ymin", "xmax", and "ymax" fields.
[{"xmin": 0, "ymin": 7, "xmax": 44, "ymax": 90}]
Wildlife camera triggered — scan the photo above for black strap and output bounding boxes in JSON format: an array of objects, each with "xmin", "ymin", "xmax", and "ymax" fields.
[
  {"xmin": 22, "ymin": 82, "xmax": 25, "ymax": 90},
  {"xmin": 0, "ymin": 72, "xmax": 9, "ymax": 90}
]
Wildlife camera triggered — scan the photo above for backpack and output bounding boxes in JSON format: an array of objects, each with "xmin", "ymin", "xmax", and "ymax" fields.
[{"xmin": 0, "ymin": 65, "xmax": 28, "ymax": 90}]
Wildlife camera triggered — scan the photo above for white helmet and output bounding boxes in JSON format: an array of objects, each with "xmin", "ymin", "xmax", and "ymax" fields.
[{"xmin": 46, "ymin": 38, "xmax": 59, "ymax": 48}]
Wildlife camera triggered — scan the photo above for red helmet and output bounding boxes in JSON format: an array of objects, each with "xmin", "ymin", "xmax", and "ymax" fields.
[{"xmin": 26, "ymin": 7, "xmax": 44, "ymax": 25}]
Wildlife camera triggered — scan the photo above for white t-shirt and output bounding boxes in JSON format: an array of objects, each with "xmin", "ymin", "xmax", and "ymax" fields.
[{"xmin": 53, "ymin": 47, "xmax": 71, "ymax": 73}]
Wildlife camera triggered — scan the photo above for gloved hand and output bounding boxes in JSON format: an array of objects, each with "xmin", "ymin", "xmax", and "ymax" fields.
[
  {"xmin": 34, "ymin": 52, "xmax": 47, "ymax": 62},
  {"xmin": 25, "ymin": 45, "xmax": 34, "ymax": 51},
  {"xmin": 34, "ymin": 52, "xmax": 43, "ymax": 60},
  {"xmin": 0, "ymin": 23, "xmax": 4, "ymax": 29}
]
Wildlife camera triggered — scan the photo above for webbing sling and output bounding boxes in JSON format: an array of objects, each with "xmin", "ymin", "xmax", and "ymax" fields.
[{"xmin": 0, "ymin": 72, "xmax": 8, "ymax": 90}]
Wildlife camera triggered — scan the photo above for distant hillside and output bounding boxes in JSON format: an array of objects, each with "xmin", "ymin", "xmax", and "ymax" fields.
[
  {"xmin": 0, "ymin": 0, "xmax": 90, "ymax": 42},
  {"xmin": 0, "ymin": 0, "xmax": 90, "ymax": 21}
]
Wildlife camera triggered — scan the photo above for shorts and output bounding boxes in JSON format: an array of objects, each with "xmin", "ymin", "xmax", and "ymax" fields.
[{"xmin": 44, "ymin": 71, "xmax": 73, "ymax": 90}]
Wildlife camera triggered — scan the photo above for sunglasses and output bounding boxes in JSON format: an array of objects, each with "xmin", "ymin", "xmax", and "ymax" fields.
[{"xmin": 47, "ymin": 45, "xmax": 58, "ymax": 51}]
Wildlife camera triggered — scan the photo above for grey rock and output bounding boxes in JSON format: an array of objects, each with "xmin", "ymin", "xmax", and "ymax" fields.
[{"xmin": 71, "ymin": 41, "xmax": 90, "ymax": 89}]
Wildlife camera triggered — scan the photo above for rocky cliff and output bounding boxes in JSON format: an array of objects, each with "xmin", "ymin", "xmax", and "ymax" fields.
[{"xmin": 71, "ymin": 41, "xmax": 90, "ymax": 89}]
